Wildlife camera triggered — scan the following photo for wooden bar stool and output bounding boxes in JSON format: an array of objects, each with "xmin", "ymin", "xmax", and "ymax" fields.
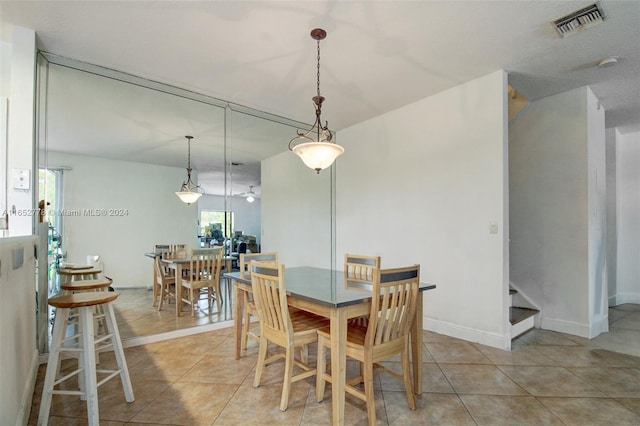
[
  {"xmin": 38, "ymin": 292, "xmax": 134, "ymax": 426},
  {"xmin": 58, "ymin": 268, "xmax": 102, "ymax": 283},
  {"xmin": 59, "ymin": 277, "xmax": 113, "ymax": 340}
]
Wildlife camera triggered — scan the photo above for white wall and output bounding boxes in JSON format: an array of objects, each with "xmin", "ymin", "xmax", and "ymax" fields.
[
  {"xmin": 615, "ymin": 129, "xmax": 640, "ymax": 304},
  {"xmin": 46, "ymin": 151, "xmax": 198, "ymax": 288},
  {"xmin": 6, "ymin": 26, "xmax": 36, "ymax": 236},
  {"xmin": 262, "ymin": 150, "xmax": 334, "ymax": 269},
  {"xmin": 336, "ymin": 70, "xmax": 510, "ymax": 349},
  {"xmin": 0, "ymin": 236, "xmax": 38, "ymax": 426},
  {"xmin": 510, "ymin": 86, "xmax": 607, "ymax": 338}
]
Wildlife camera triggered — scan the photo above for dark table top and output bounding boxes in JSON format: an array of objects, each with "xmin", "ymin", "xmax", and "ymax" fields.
[{"xmin": 224, "ymin": 266, "xmax": 435, "ymax": 309}]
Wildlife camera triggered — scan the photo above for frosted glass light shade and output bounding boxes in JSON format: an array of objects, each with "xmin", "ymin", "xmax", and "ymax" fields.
[
  {"xmin": 175, "ymin": 190, "xmax": 202, "ymax": 205},
  {"xmin": 292, "ymin": 141, "xmax": 344, "ymax": 173}
]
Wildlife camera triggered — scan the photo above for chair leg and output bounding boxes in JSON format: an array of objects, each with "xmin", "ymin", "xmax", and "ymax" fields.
[
  {"xmin": 401, "ymin": 345, "xmax": 416, "ymax": 410},
  {"xmin": 215, "ymin": 282, "xmax": 222, "ymax": 312},
  {"xmin": 242, "ymin": 297, "xmax": 251, "ymax": 349},
  {"xmin": 300, "ymin": 344, "xmax": 309, "ymax": 365},
  {"xmin": 316, "ymin": 335, "xmax": 327, "ymax": 402},
  {"xmin": 38, "ymin": 307, "xmax": 69, "ymax": 426},
  {"xmin": 363, "ymin": 358, "xmax": 376, "ymax": 426},
  {"xmin": 157, "ymin": 282, "xmax": 165, "ymax": 311},
  {"xmin": 280, "ymin": 345, "xmax": 295, "ymax": 411},
  {"xmin": 253, "ymin": 335, "xmax": 268, "ymax": 387},
  {"xmin": 190, "ymin": 287, "xmax": 196, "ymax": 317},
  {"xmin": 104, "ymin": 302, "xmax": 135, "ymax": 402}
]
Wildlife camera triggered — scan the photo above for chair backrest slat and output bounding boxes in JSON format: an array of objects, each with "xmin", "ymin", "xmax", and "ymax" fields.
[
  {"xmin": 344, "ymin": 254, "xmax": 380, "ymax": 283},
  {"xmin": 367, "ymin": 265, "xmax": 420, "ymax": 347},
  {"xmin": 240, "ymin": 252, "xmax": 278, "ymax": 278},
  {"xmin": 250, "ymin": 262, "xmax": 291, "ymax": 336}
]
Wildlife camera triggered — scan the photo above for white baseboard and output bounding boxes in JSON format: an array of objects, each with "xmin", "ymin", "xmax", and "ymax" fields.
[
  {"xmin": 122, "ymin": 320, "xmax": 234, "ymax": 348},
  {"xmin": 423, "ymin": 316, "xmax": 509, "ymax": 350},
  {"xmin": 540, "ymin": 316, "xmax": 590, "ymax": 338},
  {"xmin": 614, "ymin": 292, "xmax": 640, "ymax": 305},
  {"xmin": 589, "ymin": 315, "xmax": 609, "ymax": 338},
  {"xmin": 16, "ymin": 349, "xmax": 39, "ymax": 426}
]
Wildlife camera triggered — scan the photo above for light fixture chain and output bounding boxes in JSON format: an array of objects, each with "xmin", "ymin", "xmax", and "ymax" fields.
[
  {"xmin": 316, "ymin": 38, "xmax": 321, "ymax": 99},
  {"xmin": 187, "ymin": 137, "xmax": 191, "ymax": 170}
]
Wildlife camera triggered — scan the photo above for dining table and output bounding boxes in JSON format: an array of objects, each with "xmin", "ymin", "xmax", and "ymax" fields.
[{"xmin": 224, "ymin": 266, "xmax": 436, "ymax": 425}]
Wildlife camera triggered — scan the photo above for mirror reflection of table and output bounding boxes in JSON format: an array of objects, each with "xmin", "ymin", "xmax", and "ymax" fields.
[
  {"xmin": 224, "ymin": 266, "xmax": 435, "ymax": 425},
  {"xmin": 156, "ymin": 255, "xmax": 236, "ymax": 316}
]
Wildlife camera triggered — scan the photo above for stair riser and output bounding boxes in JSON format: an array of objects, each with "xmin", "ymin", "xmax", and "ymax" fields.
[{"xmin": 511, "ymin": 315, "xmax": 535, "ymax": 338}]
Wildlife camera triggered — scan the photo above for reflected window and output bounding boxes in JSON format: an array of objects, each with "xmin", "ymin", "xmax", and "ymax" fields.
[{"xmin": 200, "ymin": 210, "xmax": 233, "ymax": 247}]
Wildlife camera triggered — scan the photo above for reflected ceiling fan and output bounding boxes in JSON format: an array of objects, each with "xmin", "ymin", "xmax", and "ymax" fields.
[{"xmin": 235, "ymin": 186, "xmax": 257, "ymax": 203}]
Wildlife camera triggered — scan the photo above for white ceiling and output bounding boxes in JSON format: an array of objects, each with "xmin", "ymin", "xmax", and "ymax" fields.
[{"xmin": 1, "ymin": 1, "xmax": 639, "ymax": 192}]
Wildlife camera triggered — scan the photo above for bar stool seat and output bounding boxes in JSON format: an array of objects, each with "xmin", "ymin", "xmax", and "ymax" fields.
[
  {"xmin": 59, "ymin": 263, "xmax": 94, "ymax": 270},
  {"xmin": 38, "ymin": 292, "xmax": 134, "ymax": 426},
  {"xmin": 58, "ymin": 268, "xmax": 102, "ymax": 283},
  {"xmin": 60, "ymin": 278, "xmax": 112, "ymax": 294}
]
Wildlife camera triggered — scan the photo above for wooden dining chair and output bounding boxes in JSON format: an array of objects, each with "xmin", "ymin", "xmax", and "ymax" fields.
[
  {"xmin": 316, "ymin": 264, "xmax": 420, "ymax": 425},
  {"xmin": 250, "ymin": 261, "xmax": 328, "ymax": 411},
  {"xmin": 155, "ymin": 252, "xmax": 176, "ymax": 311},
  {"xmin": 239, "ymin": 252, "xmax": 279, "ymax": 350},
  {"xmin": 344, "ymin": 254, "xmax": 380, "ymax": 327},
  {"xmin": 180, "ymin": 248, "xmax": 223, "ymax": 317}
]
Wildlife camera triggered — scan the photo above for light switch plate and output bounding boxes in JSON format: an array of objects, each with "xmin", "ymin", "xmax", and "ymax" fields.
[{"xmin": 13, "ymin": 169, "xmax": 30, "ymax": 190}]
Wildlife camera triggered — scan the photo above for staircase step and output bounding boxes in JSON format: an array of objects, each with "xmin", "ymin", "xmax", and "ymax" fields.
[{"xmin": 510, "ymin": 307, "xmax": 538, "ymax": 325}]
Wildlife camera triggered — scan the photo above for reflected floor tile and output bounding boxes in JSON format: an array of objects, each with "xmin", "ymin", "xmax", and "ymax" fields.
[
  {"xmin": 498, "ymin": 366, "xmax": 605, "ymax": 397},
  {"xmin": 460, "ymin": 394, "xmax": 563, "ymax": 425},
  {"xmin": 472, "ymin": 343, "xmax": 557, "ymax": 366},
  {"xmin": 426, "ymin": 342, "xmax": 491, "ymax": 364},
  {"xmin": 385, "ymin": 392, "xmax": 475, "ymax": 425},
  {"xmin": 538, "ymin": 397, "xmax": 640, "ymax": 426},
  {"xmin": 617, "ymin": 398, "xmax": 640, "ymax": 416},
  {"xmin": 439, "ymin": 364, "xmax": 527, "ymax": 395},
  {"xmin": 513, "ymin": 329, "xmax": 581, "ymax": 347},
  {"xmin": 215, "ymin": 383, "xmax": 309, "ymax": 425},
  {"xmin": 303, "ymin": 383, "xmax": 387, "ymax": 425},
  {"xmin": 611, "ymin": 312, "xmax": 640, "ymax": 331},
  {"xmin": 127, "ymin": 351, "xmax": 205, "ymax": 381},
  {"xmin": 130, "ymin": 382, "xmax": 237, "ymax": 425},
  {"xmin": 590, "ymin": 328, "xmax": 640, "ymax": 357},
  {"xmin": 379, "ymin": 362, "xmax": 454, "ymax": 394},
  {"xmin": 568, "ymin": 366, "xmax": 640, "ymax": 398},
  {"xmin": 534, "ymin": 345, "xmax": 628, "ymax": 367},
  {"xmin": 179, "ymin": 354, "xmax": 255, "ymax": 385}
]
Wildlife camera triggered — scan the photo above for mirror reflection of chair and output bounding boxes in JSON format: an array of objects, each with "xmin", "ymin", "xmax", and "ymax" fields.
[
  {"xmin": 250, "ymin": 262, "xmax": 328, "ymax": 411},
  {"xmin": 155, "ymin": 252, "xmax": 176, "ymax": 311},
  {"xmin": 232, "ymin": 241, "xmax": 247, "ymax": 269},
  {"xmin": 316, "ymin": 265, "xmax": 420, "ymax": 425},
  {"xmin": 180, "ymin": 248, "xmax": 223, "ymax": 317},
  {"xmin": 239, "ymin": 252, "xmax": 279, "ymax": 351}
]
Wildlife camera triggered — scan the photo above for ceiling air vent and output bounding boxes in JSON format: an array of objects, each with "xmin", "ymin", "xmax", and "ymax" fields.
[{"xmin": 552, "ymin": 3, "xmax": 606, "ymax": 37}]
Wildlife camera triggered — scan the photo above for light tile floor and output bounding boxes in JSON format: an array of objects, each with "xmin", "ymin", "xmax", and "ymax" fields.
[{"xmin": 30, "ymin": 303, "xmax": 640, "ymax": 425}]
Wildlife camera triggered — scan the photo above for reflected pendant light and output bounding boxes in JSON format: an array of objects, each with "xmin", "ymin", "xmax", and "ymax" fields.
[
  {"xmin": 175, "ymin": 135, "xmax": 204, "ymax": 204},
  {"xmin": 289, "ymin": 28, "xmax": 344, "ymax": 174}
]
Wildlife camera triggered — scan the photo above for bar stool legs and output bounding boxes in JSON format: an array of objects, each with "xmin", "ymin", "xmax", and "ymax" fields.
[{"xmin": 38, "ymin": 292, "xmax": 134, "ymax": 426}]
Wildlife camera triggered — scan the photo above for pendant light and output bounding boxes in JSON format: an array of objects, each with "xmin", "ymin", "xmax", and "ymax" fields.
[
  {"xmin": 175, "ymin": 135, "xmax": 204, "ymax": 204},
  {"xmin": 288, "ymin": 28, "xmax": 344, "ymax": 174}
]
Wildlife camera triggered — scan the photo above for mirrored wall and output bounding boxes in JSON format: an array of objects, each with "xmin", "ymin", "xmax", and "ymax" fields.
[{"xmin": 36, "ymin": 52, "xmax": 336, "ymax": 349}]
